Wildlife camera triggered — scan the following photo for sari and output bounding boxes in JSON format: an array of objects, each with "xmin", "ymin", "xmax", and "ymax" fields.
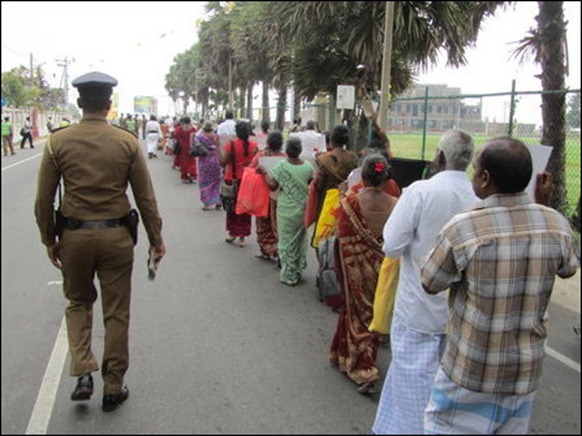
[
  {"xmin": 196, "ymin": 132, "xmax": 222, "ymax": 208},
  {"xmin": 224, "ymin": 138, "xmax": 258, "ymax": 237},
  {"xmin": 272, "ymin": 159, "xmax": 314, "ymax": 285},
  {"xmin": 175, "ymin": 125, "xmax": 197, "ymax": 181},
  {"xmin": 250, "ymin": 150, "xmax": 286, "ymax": 258},
  {"xmin": 328, "ymin": 192, "xmax": 390, "ymax": 389}
]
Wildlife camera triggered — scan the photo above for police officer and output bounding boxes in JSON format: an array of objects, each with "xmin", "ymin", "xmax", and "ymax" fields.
[{"xmin": 34, "ymin": 71, "xmax": 166, "ymax": 412}]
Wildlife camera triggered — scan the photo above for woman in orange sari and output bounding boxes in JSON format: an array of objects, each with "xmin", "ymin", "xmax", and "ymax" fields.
[{"xmin": 329, "ymin": 153, "xmax": 398, "ymax": 395}]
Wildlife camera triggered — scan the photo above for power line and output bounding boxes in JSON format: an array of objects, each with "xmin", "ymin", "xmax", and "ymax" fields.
[{"xmin": 56, "ymin": 57, "xmax": 75, "ymax": 106}]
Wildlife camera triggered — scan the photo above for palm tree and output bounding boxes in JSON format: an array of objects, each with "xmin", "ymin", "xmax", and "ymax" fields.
[
  {"xmin": 513, "ymin": 1, "xmax": 568, "ymax": 213},
  {"xmin": 272, "ymin": 2, "xmax": 506, "ymax": 149}
]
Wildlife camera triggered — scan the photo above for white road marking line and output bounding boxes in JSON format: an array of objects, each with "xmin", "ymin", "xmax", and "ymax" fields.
[
  {"xmin": 546, "ymin": 345, "xmax": 581, "ymax": 373},
  {"xmin": 25, "ymin": 317, "xmax": 68, "ymax": 435},
  {"xmin": 47, "ymin": 281, "xmax": 63, "ymax": 286},
  {"xmin": 1, "ymin": 152, "xmax": 42, "ymax": 172}
]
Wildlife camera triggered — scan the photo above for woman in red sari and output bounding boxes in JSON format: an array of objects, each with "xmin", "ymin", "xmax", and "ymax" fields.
[
  {"xmin": 174, "ymin": 116, "xmax": 197, "ymax": 183},
  {"xmin": 219, "ymin": 120, "xmax": 258, "ymax": 247},
  {"xmin": 329, "ymin": 153, "xmax": 398, "ymax": 395},
  {"xmin": 250, "ymin": 130, "xmax": 286, "ymax": 260}
]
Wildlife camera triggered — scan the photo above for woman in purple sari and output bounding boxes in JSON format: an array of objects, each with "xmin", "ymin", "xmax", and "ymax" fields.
[{"xmin": 195, "ymin": 122, "xmax": 222, "ymax": 210}]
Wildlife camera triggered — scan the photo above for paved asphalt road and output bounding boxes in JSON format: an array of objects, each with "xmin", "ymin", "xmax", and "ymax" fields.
[{"xmin": 1, "ymin": 138, "xmax": 580, "ymax": 434}]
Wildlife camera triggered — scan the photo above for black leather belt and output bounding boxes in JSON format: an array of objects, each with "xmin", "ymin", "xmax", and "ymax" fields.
[
  {"xmin": 66, "ymin": 218, "xmax": 126, "ymax": 230},
  {"xmin": 147, "ymin": 131, "xmax": 158, "ymax": 134}
]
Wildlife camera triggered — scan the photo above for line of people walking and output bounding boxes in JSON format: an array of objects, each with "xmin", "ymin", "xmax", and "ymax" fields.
[{"xmin": 155, "ymin": 111, "xmax": 579, "ymax": 434}]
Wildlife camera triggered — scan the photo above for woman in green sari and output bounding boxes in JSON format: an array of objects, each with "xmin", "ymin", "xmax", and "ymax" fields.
[{"xmin": 260, "ymin": 137, "xmax": 314, "ymax": 286}]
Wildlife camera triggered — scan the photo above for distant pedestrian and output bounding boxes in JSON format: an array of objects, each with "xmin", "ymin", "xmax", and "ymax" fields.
[
  {"xmin": 145, "ymin": 114, "xmax": 162, "ymax": 159},
  {"xmin": 141, "ymin": 114, "xmax": 147, "ymax": 139},
  {"xmin": 174, "ymin": 116, "xmax": 198, "ymax": 183},
  {"xmin": 219, "ymin": 120, "xmax": 258, "ymax": 247},
  {"xmin": 195, "ymin": 122, "xmax": 222, "ymax": 210},
  {"xmin": 2, "ymin": 116, "xmax": 15, "ymax": 156},
  {"xmin": 217, "ymin": 110, "xmax": 236, "ymax": 137},
  {"xmin": 46, "ymin": 117, "xmax": 54, "ymax": 133},
  {"xmin": 124, "ymin": 114, "xmax": 138, "ymax": 137},
  {"xmin": 20, "ymin": 116, "xmax": 34, "ymax": 149}
]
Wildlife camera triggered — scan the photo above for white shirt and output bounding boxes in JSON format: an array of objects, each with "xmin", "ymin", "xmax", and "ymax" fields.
[
  {"xmin": 383, "ymin": 171, "xmax": 478, "ymax": 334},
  {"xmin": 217, "ymin": 119, "xmax": 236, "ymax": 136},
  {"xmin": 290, "ymin": 130, "xmax": 326, "ymax": 154},
  {"xmin": 145, "ymin": 120, "xmax": 161, "ymax": 135}
]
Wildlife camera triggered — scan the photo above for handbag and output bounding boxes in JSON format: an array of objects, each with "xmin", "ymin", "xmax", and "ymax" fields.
[
  {"xmin": 235, "ymin": 167, "xmax": 270, "ymax": 217},
  {"xmin": 190, "ymin": 140, "xmax": 208, "ymax": 157},
  {"xmin": 220, "ymin": 141, "xmax": 238, "ymax": 213},
  {"xmin": 311, "ymin": 188, "xmax": 341, "ymax": 248},
  {"xmin": 20, "ymin": 128, "xmax": 26, "ymax": 136},
  {"xmin": 368, "ymin": 257, "xmax": 400, "ymax": 335},
  {"xmin": 172, "ymin": 139, "xmax": 181, "ymax": 155}
]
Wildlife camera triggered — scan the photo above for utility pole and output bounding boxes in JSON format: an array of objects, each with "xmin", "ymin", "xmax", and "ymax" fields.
[
  {"xmin": 30, "ymin": 53, "xmax": 34, "ymax": 83},
  {"xmin": 56, "ymin": 57, "xmax": 74, "ymax": 107},
  {"xmin": 378, "ymin": 2, "xmax": 394, "ymax": 131}
]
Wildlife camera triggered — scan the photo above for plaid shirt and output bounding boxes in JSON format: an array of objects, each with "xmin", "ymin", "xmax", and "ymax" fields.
[{"xmin": 422, "ymin": 193, "xmax": 579, "ymax": 394}]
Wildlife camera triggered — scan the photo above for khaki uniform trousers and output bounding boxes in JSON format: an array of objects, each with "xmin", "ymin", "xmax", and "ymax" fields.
[{"xmin": 60, "ymin": 225, "xmax": 134, "ymax": 395}]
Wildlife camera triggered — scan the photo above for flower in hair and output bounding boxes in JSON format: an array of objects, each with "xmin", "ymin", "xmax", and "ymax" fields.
[{"xmin": 374, "ymin": 162, "xmax": 386, "ymax": 172}]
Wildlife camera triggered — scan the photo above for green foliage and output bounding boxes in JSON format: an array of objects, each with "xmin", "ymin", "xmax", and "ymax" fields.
[
  {"xmin": 1, "ymin": 67, "xmax": 65, "ymax": 110},
  {"xmin": 1, "ymin": 71, "xmax": 27, "ymax": 107}
]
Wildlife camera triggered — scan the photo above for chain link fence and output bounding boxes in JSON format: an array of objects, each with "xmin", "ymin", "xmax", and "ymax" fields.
[{"xmin": 384, "ymin": 87, "xmax": 580, "ymax": 217}]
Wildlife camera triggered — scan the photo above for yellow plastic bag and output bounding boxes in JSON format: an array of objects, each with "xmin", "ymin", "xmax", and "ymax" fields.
[
  {"xmin": 311, "ymin": 188, "xmax": 341, "ymax": 248},
  {"xmin": 369, "ymin": 256, "xmax": 400, "ymax": 335}
]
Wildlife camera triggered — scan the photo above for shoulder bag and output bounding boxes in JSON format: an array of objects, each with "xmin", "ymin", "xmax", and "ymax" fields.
[{"xmin": 220, "ymin": 141, "xmax": 238, "ymax": 213}]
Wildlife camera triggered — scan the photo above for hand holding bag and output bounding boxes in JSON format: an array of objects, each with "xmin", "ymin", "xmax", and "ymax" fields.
[{"xmin": 220, "ymin": 141, "xmax": 238, "ymax": 213}]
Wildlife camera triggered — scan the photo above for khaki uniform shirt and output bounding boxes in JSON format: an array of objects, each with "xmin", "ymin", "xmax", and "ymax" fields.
[{"xmin": 35, "ymin": 114, "xmax": 163, "ymax": 247}]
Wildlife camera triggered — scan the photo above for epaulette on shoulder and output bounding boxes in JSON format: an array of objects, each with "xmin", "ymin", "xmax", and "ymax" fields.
[
  {"xmin": 50, "ymin": 125, "xmax": 72, "ymax": 134},
  {"xmin": 113, "ymin": 124, "xmax": 138, "ymax": 138}
]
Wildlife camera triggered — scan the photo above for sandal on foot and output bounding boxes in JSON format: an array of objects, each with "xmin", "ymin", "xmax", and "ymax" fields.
[
  {"xmin": 225, "ymin": 236, "xmax": 236, "ymax": 243},
  {"xmin": 254, "ymin": 253, "xmax": 270, "ymax": 260}
]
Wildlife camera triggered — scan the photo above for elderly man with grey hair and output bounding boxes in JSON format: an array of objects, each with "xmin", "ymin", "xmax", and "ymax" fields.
[{"xmin": 371, "ymin": 130, "xmax": 478, "ymax": 434}]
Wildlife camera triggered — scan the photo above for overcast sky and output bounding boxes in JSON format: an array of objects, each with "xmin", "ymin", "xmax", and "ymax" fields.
[{"xmin": 2, "ymin": 1, "xmax": 580, "ymax": 122}]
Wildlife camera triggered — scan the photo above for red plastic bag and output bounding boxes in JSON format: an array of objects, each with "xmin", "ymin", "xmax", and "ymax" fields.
[{"xmin": 235, "ymin": 166, "xmax": 270, "ymax": 217}]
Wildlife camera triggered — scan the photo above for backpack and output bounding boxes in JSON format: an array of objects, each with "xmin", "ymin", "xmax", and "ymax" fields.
[{"xmin": 316, "ymin": 236, "xmax": 342, "ymax": 302}]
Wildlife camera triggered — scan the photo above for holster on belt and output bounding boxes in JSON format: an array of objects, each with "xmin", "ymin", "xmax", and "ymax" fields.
[
  {"xmin": 124, "ymin": 209, "xmax": 140, "ymax": 246},
  {"xmin": 55, "ymin": 208, "xmax": 66, "ymax": 239}
]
